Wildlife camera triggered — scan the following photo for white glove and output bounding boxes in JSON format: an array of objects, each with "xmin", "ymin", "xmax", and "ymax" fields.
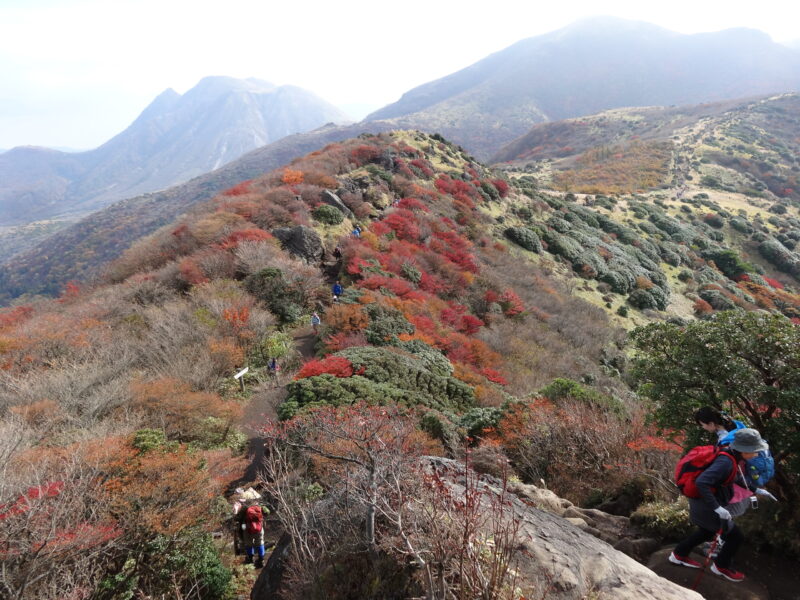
[
  {"xmin": 755, "ymin": 488, "xmax": 778, "ymax": 501},
  {"xmin": 714, "ymin": 506, "xmax": 732, "ymax": 521},
  {"xmin": 241, "ymin": 524, "xmax": 246, "ymax": 531}
]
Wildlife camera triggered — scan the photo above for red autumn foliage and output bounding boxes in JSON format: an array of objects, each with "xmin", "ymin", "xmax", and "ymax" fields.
[
  {"xmin": 222, "ymin": 180, "xmax": 253, "ymax": 196},
  {"xmin": 410, "ymin": 158, "xmax": 435, "ymax": 178},
  {"xmin": 491, "ymin": 179, "xmax": 510, "ymax": 198},
  {"xmin": 480, "ymin": 367, "xmax": 508, "ymax": 386},
  {"xmin": 350, "ymin": 144, "xmax": 383, "ymax": 166},
  {"xmin": 764, "ymin": 277, "xmax": 784, "ymax": 290},
  {"xmin": 397, "ymin": 197, "xmax": 429, "ymax": 212},
  {"xmin": 178, "ymin": 258, "xmax": 208, "ymax": 285},
  {"xmin": 383, "ymin": 209, "xmax": 421, "ymax": 242},
  {"xmin": 459, "ymin": 314, "xmax": 484, "ymax": 335},
  {"xmin": 499, "ymin": 289, "xmax": 524, "ymax": 316},
  {"xmin": 693, "ymin": 298, "xmax": 714, "ymax": 315},
  {"xmin": 218, "ymin": 227, "xmax": 273, "ymax": 249},
  {"xmin": 0, "ymin": 305, "xmax": 33, "ymax": 329},
  {"xmin": 295, "ymin": 356, "xmax": 355, "ymax": 379}
]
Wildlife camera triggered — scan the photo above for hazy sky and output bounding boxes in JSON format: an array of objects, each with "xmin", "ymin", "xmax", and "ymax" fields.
[{"xmin": 1, "ymin": 0, "xmax": 798, "ymax": 150}]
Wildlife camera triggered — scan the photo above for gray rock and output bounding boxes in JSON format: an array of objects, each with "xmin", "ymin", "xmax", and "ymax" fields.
[
  {"xmin": 271, "ymin": 225, "xmax": 323, "ymax": 263},
  {"xmin": 425, "ymin": 457, "xmax": 702, "ymax": 599},
  {"xmin": 320, "ymin": 189, "xmax": 354, "ymax": 219}
]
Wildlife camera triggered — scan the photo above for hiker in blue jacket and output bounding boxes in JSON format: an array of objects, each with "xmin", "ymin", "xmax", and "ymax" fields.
[
  {"xmin": 669, "ymin": 428, "xmax": 769, "ymax": 583},
  {"xmin": 332, "ymin": 280, "xmax": 343, "ymax": 301}
]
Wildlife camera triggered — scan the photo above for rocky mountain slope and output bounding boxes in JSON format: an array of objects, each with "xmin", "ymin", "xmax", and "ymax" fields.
[
  {"xmin": 0, "ymin": 77, "xmax": 348, "ymax": 253},
  {"xmin": 369, "ymin": 17, "xmax": 800, "ymax": 159}
]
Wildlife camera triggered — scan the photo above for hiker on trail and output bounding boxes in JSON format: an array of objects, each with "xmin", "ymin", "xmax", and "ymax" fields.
[
  {"xmin": 695, "ymin": 407, "xmax": 777, "ymax": 504},
  {"xmin": 236, "ymin": 501, "xmax": 269, "ymax": 567},
  {"xmin": 332, "ymin": 280, "xmax": 343, "ymax": 301},
  {"xmin": 669, "ymin": 428, "xmax": 771, "ymax": 583},
  {"xmin": 267, "ymin": 357, "xmax": 280, "ymax": 378},
  {"xmin": 311, "ymin": 312, "xmax": 321, "ymax": 334},
  {"xmin": 333, "ymin": 246, "xmax": 342, "ymax": 260}
]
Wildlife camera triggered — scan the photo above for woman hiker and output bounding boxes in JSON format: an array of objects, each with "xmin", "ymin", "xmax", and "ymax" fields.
[{"xmin": 669, "ymin": 428, "xmax": 771, "ymax": 583}]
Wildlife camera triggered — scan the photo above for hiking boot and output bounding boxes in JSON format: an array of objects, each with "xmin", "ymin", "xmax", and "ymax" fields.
[
  {"xmin": 711, "ymin": 563, "xmax": 745, "ymax": 582},
  {"xmin": 254, "ymin": 558, "xmax": 264, "ymax": 569},
  {"xmin": 668, "ymin": 552, "xmax": 702, "ymax": 569},
  {"xmin": 244, "ymin": 555, "xmax": 253, "ymax": 565}
]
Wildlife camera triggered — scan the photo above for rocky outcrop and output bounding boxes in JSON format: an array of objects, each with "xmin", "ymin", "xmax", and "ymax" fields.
[
  {"xmin": 425, "ymin": 457, "xmax": 701, "ymax": 599},
  {"xmin": 270, "ymin": 225, "xmax": 323, "ymax": 263},
  {"xmin": 319, "ymin": 190, "xmax": 353, "ymax": 219}
]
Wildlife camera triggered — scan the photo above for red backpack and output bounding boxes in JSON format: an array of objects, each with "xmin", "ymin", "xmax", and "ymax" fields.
[
  {"xmin": 245, "ymin": 505, "xmax": 263, "ymax": 534},
  {"xmin": 675, "ymin": 445, "xmax": 737, "ymax": 498}
]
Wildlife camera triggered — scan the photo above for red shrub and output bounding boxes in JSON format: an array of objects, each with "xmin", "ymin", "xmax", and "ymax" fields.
[
  {"xmin": 350, "ymin": 144, "xmax": 382, "ymax": 166},
  {"xmin": 294, "ymin": 356, "xmax": 355, "ymax": 379},
  {"xmin": 459, "ymin": 314, "xmax": 484, "ymax": 335},
  {"xmin": 491, "ymin": 179, "xmax": 510, "ymax": 198},
  {"xmin": 499, "ymin": 290, "xmax": 524, "ymax": 317},
  {"xmin": 764, "ymin": 277, "xmax": 784, "ymax": 290},
  {"xmin": 397, "ymin": 197, "xmax": 429, "ymax": 212},
  {"xmin": 222, "ymin": 180, "xmax": 253, "ymax": 196}
]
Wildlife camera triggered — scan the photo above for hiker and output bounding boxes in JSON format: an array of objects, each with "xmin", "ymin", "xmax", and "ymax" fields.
[
  {"xmin": 311, "ymin": 311, "xmax": 321, "ymax": 334},
  {"xmin": 695, "ymin": 406, "xmax": 777, "ymax": 505},
  {"xmin": 332, "ymin": 280, "xmax": 343, "ymax": 301},
  {"xmin": 333, "ymin": 246, "xmax": 342, "ymax": 260},
  {"xmin": 694, "ymin": 407, "xmax": 745, "ymax": 447},
  {"xmin": 267, "ymin": 357, "xmax": 280, "ymax": 378},
  {"xmin": 669, "ymin": 428, "xmax": 770, "ymax": 583},
  {"xmin": 236, "ymin": 501, "xmax": 269, "ymax": 567}
]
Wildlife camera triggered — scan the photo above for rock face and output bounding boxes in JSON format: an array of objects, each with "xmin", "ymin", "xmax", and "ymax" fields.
[
  {"xmin": 648, "ymin": 548, "xmax": 769, "ymax": 600},
  {"xmin": 251, "ymin": 457, "xmax": 701, "ymax": 600},
  {"xmin": 319, "ymin": 190, "xmax": 353, "ymax": 219},
  {"xmin": 270, "ymin": 226, "xmax": 324, "ymax": 263},
  {"xmin": 422, "ymin": 458, "xmax": 701, "ymax": 600}
]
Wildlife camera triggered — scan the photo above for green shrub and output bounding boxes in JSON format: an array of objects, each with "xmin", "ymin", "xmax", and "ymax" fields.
[
  {"xmin": 630, "ymin": 499, "xmax": 692, "ymax": 542},
  {"xmin": 364, "ymin": 304, "xmax": 414, "ymax": 345},
  {"xmin": 628, "ymin": 287, "xmax": 668, "ymax": 311},
  {"xmin": 504, "ymin": 227, "xmax": 543, "ymax": 253},
  {"xmin": 132, "ymin": 428, "xmax": 168, "ymax": 453},
  {"xmin": 400, "ymin": 262, "xmax": 421, "ymax": 284},
  {"xmin": 459, "ymin": 406, "xmax": 503, "ymax": 438},
  {"xmin": 312, "ymin": 204, "xmax": 345, "ymax": 225},
  {"xmin": 539, "ymin": 378, "xmax": 624, "ymax": 415}
]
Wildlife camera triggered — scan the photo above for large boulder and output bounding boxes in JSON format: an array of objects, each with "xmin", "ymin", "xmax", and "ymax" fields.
[
  {"xmin": 270, "ymin": 225, "xmax": 323, "ymax": 263},
  {"xmin": 320, "ymin": 189, "xmax": 354, "ymax": 219},
  {"xmin": 426, "ymin": 457, "xmax": 701, "ymax": 599}
]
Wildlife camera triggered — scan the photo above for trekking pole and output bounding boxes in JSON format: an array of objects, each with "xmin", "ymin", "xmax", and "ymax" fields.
[{"xmin": 691, "ymin": 526, "xmax": 724, "ymax": 591}]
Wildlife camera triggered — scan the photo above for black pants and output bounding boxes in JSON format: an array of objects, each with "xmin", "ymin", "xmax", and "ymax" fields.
[{"xmin": 674, "ymin": 523, "xmax": 743, "ymax": 568}]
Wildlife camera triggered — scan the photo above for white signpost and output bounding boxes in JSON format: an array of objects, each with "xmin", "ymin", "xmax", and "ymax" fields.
[{"xmin": 234, "ymin": 366, "xmax": 249, "ymax": 392}]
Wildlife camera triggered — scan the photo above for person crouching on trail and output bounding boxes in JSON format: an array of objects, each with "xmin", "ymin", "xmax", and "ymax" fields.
[
  {"xmin": 669, "ymin": 428, "xmax": 769, "ymax": 583},
  {"xmin": 237, "ymin": 502, "xmax": 269, "ymax": 567}
]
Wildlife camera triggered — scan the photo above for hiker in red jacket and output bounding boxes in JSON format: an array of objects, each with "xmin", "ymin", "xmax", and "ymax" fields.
[{"xmin": 236, "ymin": 501, "xmax": 269, "ymax": 567}]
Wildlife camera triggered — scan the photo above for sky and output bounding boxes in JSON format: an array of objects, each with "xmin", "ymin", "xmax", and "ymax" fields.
[{"xmin": 1, "ymin": 0, "xmax": 798, "ymax": 150}]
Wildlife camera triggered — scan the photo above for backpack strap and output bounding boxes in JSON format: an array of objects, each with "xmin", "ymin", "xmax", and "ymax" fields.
[{"xmin": 717, "ymin": 451, "xmax": 738, "ymax": 486}]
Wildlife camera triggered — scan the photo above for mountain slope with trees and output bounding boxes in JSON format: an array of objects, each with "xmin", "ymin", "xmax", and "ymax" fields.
[
  {"xmin": 0, "ymin": 77, "xmax": 348, "ymax": 257},
  {"xmin": 1, "ymin": 130, "xmax": 797, "ymax": 599}
]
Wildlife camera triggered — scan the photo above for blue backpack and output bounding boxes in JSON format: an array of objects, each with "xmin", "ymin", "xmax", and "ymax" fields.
[
  {"xmin": 743, "ymin": 449, "xmax": 775, "ymax": 487},
  {"xmin": 718, "ymin": 421, "xmax": 775, "ymax": 487}
]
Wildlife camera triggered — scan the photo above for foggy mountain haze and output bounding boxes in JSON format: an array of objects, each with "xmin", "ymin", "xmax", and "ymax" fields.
[{"xmin": 1, "ymin": 0, "xmax": 798, "ymax": 149}]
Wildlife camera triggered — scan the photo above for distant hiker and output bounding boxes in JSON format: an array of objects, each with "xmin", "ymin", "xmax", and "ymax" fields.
[
  {"xmin": 351, "ymin": 225, "xmax": 362, "ymax": 238},
  {"xmin": 333, "ymin": 246, "xmax": 342, "ymax": 260},
  {"xmin": 311, "ymin": 312, "xmax": 321, "ymax": 334},
  {"xmin": 267, "ymin": 357, "xmax": 280, "ymax": 378},
  {"xmin": 332, "ymin": 280, "xmax": 343, "ymax": 301},
  {"xmin": 236, "ymin": 501, "xmax": 269, "ymax": 567},
  {"xmin": 669, "ymin": 428, "xmax": 771, "ymax": 583}
]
